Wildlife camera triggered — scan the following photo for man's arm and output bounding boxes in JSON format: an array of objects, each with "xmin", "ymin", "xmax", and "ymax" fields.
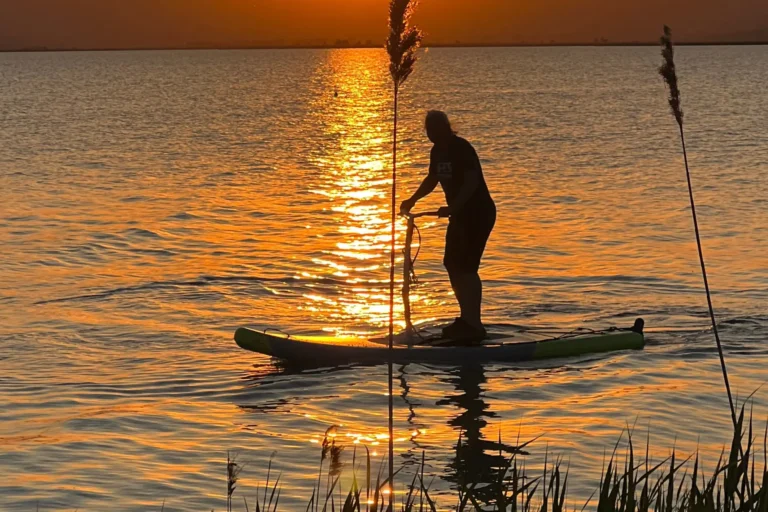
[
  {"xmin": 401, "ymin": 174, "xmax": 439, "ymax": 213},
  {"xmin": 409, "ymin": 174, "xmax": 439, "ymax": 203}
]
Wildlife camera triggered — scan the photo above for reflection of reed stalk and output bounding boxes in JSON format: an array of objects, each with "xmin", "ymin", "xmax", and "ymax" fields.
[
  {"xmin": 659, "ymin": 26, "xmax": 736, "ymax": 426},
  {"xmin": 387, "ymin": 0, "xmax": 422, "ymax": 507}
]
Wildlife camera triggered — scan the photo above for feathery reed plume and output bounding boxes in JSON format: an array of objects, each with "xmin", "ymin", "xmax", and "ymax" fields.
[
  {"xmin": 329, "ymin": 439, "xmax": 345, "ymax": 479},
  {"xmin": 316, "ymin": 426, "xmax": 337, "ymax": 512},
  {"xmin": 659, "ymin": 27, "xmax": 683, "ymax": 127},
  {"xmin": 227, "ymin": 451, "xmax": 245, "ymax": 512},
  {"xmin": 386, "ymin": 1, "xmax": 422, "ymax": 508},
  {"xmin": 659, "ymin": 25, "xmax": 736, "ymax": 427},
  {"xmin": 387, "ymin": 0, "xmax": 422, "ymax": 88}
]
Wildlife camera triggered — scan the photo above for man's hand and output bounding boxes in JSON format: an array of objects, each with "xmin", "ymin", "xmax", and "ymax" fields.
[
  {"xmin": 437, "ymin": 206, "xmax": 452, "ymax": 218},
  {"xmin": 400, "ymin": 198, "xmax": 416, "ymax": 215}
]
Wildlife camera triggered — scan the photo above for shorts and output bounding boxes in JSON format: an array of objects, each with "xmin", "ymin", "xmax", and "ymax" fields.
[{"xmin": 443, "ymin": 204, "xmax": 496, "ymax": 274}]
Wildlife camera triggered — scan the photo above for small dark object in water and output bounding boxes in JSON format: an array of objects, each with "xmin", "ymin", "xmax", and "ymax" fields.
[{"xmin": 631, "ymin": 318, "xmax": 645, "ymax": 334}]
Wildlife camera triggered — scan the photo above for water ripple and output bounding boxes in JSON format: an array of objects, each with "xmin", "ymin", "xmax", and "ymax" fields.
[{"xmin": 0, "ymin": 46, "xmax": 766, "ymax": 511}]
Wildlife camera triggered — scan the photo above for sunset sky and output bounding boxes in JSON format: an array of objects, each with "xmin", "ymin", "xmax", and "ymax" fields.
[{"xmin": 1, "ymin": 0, "xmax": 766, "ymax": 50}]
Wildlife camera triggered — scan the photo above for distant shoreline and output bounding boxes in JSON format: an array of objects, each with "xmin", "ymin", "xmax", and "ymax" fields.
[{"xmin": 2, "ymin": 41, "xmax": 767, "ymax": 54}]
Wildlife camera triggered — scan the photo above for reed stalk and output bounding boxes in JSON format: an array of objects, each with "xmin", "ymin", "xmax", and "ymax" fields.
[
  {"xmin": 386, "ymin": 1, "xmax": 423, "ymax": 508},
  {"xmin": 659, "ymin": 25, "xmax": 736, "ymax": 427}
]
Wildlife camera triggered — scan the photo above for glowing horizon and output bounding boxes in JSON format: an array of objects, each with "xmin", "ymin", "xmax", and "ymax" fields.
[{"xmin": 1, "ymin": 0, "xmax": 766, "ymax": 51}]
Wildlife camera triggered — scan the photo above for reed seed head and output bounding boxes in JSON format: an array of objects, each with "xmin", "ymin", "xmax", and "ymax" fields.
[
  {"xmin": 330, "ymin": 439, "xmax": 345, "ymax": 478},
  {"xmin": 387, "ymin": 0, "xmax": 423, "ymax": 88},
  {"xmin": 322, "ymin": 425, "xmax": 337, "ymax": 461},
  {"xmin": 227, "ymin": 452, "xmax": 244, "ymax": 498},
  {"xmin": 659, "ymin": 25, "xmax": 684, "ymax": 127}
]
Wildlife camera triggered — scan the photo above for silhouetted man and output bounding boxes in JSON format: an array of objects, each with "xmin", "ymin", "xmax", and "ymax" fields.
[{"xmin": 400, "ymin": 111, "xmax": 496, "ymax": 343}]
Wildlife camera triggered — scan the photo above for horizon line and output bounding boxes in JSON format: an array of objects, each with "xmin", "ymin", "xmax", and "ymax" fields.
[{"xmin": 2, "ymin": 40, "xmax": 767, "ymax": 54}]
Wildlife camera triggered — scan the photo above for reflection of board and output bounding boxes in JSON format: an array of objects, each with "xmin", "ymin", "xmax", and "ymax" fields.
[{"xmin": 234, "ymin": 321, "xmax": 645, "ymax": 365}]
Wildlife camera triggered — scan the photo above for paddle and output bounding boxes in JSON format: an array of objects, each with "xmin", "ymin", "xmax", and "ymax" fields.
[{"xmin": 402, "ymin": 211, "xmax": 441, "ymax": 340}]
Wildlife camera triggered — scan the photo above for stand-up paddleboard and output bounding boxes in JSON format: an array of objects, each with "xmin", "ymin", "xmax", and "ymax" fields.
[
  {"xmin": 236, "ymin": 212, "xmax": 644, "ymax": 365},
  {"xmin": 234, "ymin": 319, "xmax": 645, "ymax": 365}
]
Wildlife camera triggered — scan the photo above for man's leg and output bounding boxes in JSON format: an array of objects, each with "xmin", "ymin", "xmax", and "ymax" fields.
[
  {"xmin": 460, "ymin": 207, "xmax": 495, "ymax": 332},
  {"xmin": 445, "ymin": 221, "xmax": 465, "ymax": 320},
  {"xmin": 454, "ymin": 272, "xmax": 483, "ymax": 331},
  {"xmin": 447, "ymin": 267, "xmax": 465, "ymax": 318}
]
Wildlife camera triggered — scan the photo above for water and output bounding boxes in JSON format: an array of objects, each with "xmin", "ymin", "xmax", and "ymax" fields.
[{"xmin": 1, "ymin": 46, "xmax": 767, "ymax": 511}]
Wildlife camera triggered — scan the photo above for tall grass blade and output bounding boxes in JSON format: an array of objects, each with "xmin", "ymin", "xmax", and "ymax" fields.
[
  {"xmin": 628, "ymin": 431, "xmax": 637, "ymax": 512},
  {"xmin": 366, "ymin": 447, "xmax": 372, "ymax": 512},
  {"xmin": 667, "ymin": 450, "xmax": 676, "ymax": 512},
  {"xmin": 267, "ymin": 474, "xmax": 281, "ymax": 512},
  {"xmin": 323, "ymin": 476, "xmax": 341, "ymax": 512},
  {"xmin": 264, "ymin": 452, "xmax": 276, "ymax": 512}
]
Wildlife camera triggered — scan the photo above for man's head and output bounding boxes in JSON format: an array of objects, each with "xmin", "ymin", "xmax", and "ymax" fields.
[{"xmin": 425, "ymin": 110, "xmax": 455, "ymax": 145}]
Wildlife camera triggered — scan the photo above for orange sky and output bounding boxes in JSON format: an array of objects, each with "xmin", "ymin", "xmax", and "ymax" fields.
[{"xmin": 0, "ymin": 0, "xmax": 766, "ymax": 49}]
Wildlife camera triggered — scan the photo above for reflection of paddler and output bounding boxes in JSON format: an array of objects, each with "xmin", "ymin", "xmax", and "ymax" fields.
[{"xmin": 439, "ymin": 364, "xmax": 522, "ymax": 504}]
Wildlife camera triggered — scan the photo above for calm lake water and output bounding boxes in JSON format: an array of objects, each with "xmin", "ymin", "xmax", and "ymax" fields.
[{"xmin": 1, "ymin": 46, "xmax": 767, "ymax": 511}]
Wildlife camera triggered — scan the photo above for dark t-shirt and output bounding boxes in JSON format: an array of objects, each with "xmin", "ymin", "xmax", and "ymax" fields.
[{"xmin": 429, "ymin": 136, "xmax": 494, "ymax": 215}]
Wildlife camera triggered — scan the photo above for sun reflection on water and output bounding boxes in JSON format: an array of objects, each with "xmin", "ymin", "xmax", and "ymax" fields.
[{"xmin": 296, "ymin": 50, "xmax": 430, "ymax": 337}]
